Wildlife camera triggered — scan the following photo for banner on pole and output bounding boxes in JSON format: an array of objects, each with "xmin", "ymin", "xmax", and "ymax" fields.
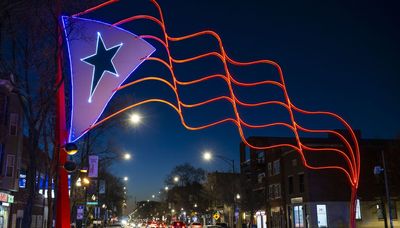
[{"xmin": 88, "ymin": 155, "xmax": 99, "ymax": 178}]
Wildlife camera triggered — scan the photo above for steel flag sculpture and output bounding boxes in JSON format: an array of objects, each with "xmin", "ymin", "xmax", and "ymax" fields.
[
  {"xmin": 59, "ymin": 0, "xmax": 360, "ymax": 227},
  {"xmin": 62, "ymin": 16, "xmax": 155, "ymax": 142}
]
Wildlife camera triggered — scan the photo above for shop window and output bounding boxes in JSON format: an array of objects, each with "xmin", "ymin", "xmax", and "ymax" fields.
[
  {"xmin": 356, "ymin": 199, "xmax": 362, "ymax": 220},
  {"xmin": 293, "ymin": 205, "xmax": 304, "ymax": 228},
  {"xmin": 316, "ymin": 204, "xmax": 328, "ymax": 227},
  {"xmin": 6, "ymin": 154, "xmax": 15, "ymax": 177}
]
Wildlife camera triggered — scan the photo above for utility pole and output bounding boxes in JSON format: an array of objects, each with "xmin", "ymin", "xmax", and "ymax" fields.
[{"xmin": 381, "ymin": 150, "xmax": 394, "ymax": 228}]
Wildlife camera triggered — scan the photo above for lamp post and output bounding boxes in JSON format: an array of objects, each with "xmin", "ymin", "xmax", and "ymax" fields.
[{"xmin": 202, "ymin": 151, "xmax": 235, "ymax": 173}]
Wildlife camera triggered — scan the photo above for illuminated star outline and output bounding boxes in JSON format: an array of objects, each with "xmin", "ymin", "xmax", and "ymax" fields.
[{"xmin": 81, "ymin": 32, "xmax": 123, "ymax": 103}]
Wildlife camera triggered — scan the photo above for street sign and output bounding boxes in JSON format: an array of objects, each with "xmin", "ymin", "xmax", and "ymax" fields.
[{"xmin": 213, "ymin": 211, "xmax": 220, "ymax": 220}]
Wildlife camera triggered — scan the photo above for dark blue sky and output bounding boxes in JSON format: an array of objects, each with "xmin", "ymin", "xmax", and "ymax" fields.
[{"xmin": 83, "ymin": 0, "xmax": 400, "ymax": 203}]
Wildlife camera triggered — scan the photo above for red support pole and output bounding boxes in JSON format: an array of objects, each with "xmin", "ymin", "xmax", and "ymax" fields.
[{"xmin": 55, "ymin": 11, "xmax": 71, "ymax": 228}]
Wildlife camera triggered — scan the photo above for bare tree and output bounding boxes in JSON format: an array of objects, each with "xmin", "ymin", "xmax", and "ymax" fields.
[{"xmin": 0, "ymin": 0, "xmax": 105, "ymax": 227}]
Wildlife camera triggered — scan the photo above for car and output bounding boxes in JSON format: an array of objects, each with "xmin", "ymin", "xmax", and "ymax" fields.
[
  {"xmin": 170, "ymin": 221, "xmax": 186, "ymax": 228},
  {"xmin": 147, "ymin": 221, "xmax": 159, "ymax": 228},
  {"xmin": 189, "ymin": 222, "xmax": 202, "ymax": 228}
]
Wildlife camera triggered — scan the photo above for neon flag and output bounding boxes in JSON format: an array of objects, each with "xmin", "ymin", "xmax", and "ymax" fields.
[{"xmin": 62, "ymin": 16, "xmax": 155, "ymax": 142}]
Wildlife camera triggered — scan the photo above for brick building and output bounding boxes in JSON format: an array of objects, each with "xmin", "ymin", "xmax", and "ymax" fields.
[
  {"xmin": 240, "ymin": 134, "xmax": 400, "ymax": 228},
  {"xmin": 0, "ymin": 74, "xmax": 23, "ymax": 228}
]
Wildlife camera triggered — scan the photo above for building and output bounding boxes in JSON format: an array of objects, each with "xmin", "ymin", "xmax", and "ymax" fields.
[
  {"xmin": 0, "ymin": 74, "xmax": 23, "ymax": 228},
  {"xmin": 240, "ymin": 133, "xmax": 400, "ymax": 228},
  {"xmin": 10, "ymin": 138, "xmax": 51, "ymax": 228}
]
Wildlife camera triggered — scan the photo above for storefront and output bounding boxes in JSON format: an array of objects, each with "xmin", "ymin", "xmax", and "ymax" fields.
[{"xmin": 0, "ymin": 192, "xmax": 14, "ymax": 228}]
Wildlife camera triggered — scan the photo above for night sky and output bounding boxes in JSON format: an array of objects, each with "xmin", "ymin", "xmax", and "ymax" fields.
[{"xmin": 81, "ymin": 0, "xmax": 400, "ymax": 204}]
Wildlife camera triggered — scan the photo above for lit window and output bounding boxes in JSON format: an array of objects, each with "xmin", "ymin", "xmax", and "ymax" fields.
[
  {"xmin": 356, "ymin": 199, "xmax": 361, "ymax": 220},
  {"xmin": 293, "ymin": 205, "xmax": 304, "ymax": 228},
  {"xmin": 273, "ymin": 160, "xmax": 280, "ymax": 175},
  {"xmin": 316, "ymin": 204, "xmax": 328, "ymax": 227}
]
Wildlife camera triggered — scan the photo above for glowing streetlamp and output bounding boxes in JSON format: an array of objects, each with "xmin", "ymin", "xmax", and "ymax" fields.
[
  {"xmin": 123, "ymin": 153, "xmax": 132, "ymax": 160},
  {"xmin": 124, "ymin": 176, "xmax": 128, "ymax": 181},
  {"xmin": 203, "ymin": 151, "xmax": 212, "ymax": 161},
  {"xmin": 152, "ymin": 195, "xmax": 155, "ymax": 198},
  {"xmin": 173, "ymin": 176, "xmax": 179, "ymax": 183},
  {"xmin": 129, "ymin": 112, "xmax": 142, "ymax": 125},
  {"xmin": 202, "ymin": 150, "xmax": 235, "ymax": 173},
  {"xmin": 83, "ymin": 177, "xmax": 90, "ymax": 185},
  {"xmin": 164, "ymin": 186, "xmax": 169, "ymax": 191}
]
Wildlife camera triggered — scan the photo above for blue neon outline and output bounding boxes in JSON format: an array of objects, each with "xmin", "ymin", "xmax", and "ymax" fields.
[
  {"xmin": 81, "ymin": 32, "xmax": 123, "ymax": 103},
  {"xmin": 61, "ymin": 16, "xmax": 156, "ymax": 142}
]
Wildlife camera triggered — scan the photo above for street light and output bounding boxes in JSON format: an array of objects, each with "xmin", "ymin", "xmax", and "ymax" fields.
[
  {"xmin": 236, "ymin": 193, "xmax": 241, "ymax": 200},
  {"xmin": 123, "ymin": 153, "xmax": 132, "ymax": 160},
  {"xmin": 173, "ymin": 176, "xmax": 179, "ymax": 183},
  {"xmin": 124, "ymin": 176, "xmax": 129, "ymax": 181},
  {"xmin": 129, "ymin": 112, "xmax": 142, "ymax": 125},
  {"xmin": 164, "ymin": 186, "xmax": 169, "ymax": 191},
  {"xmin": 203, "ymin": 151, "xmax": 212, "ymax": 161},
  {"xmin": 83, "ymin": 177, "xmax": 90, "ymax": 185},
  {"xmin": 75, "ymin": 177, "xmax": 82, "ymax": 187},
  {"xmin": 202, "ymin": 151, "xmax": 235, "ymax": 173},
  {"xmin": 152, "ymin": 195, "xmax": 155, "ymax": 199}
]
